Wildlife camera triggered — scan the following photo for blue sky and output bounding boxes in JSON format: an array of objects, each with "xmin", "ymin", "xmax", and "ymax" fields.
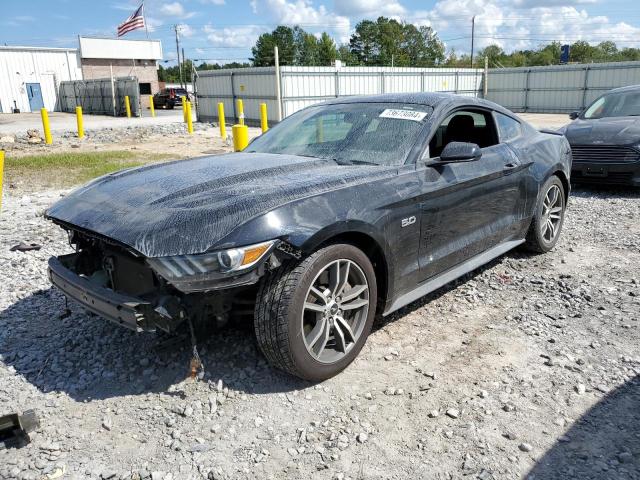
[{"xmin": 2, "ymin": 0, "xmax": 640, "ymax": 64}]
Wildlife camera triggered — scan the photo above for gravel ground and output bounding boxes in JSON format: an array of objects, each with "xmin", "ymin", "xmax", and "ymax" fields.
[{"xmin": 1, "ymin": 181, "xmax": 639, "ymax": 479}]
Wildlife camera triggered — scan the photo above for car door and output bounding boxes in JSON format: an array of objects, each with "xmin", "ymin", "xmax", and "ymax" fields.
[{"xmin": 418, "ymin": 108, "xmax": 526, "ymax": 281}]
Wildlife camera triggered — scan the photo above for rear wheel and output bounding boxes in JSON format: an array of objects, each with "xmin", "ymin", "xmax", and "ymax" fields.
[
  {"xmin": 524, "ymin": 175, "xmax": 566, "ymax": 253},
  {"xmin": 254, "ymin": 244, "xmax": 377, "ymax": 381}
]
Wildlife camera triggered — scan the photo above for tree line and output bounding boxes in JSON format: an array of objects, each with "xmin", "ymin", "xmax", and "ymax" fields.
[{"xmin": 158, "ymin": 16, "xmax": 640, "ymax": 82}]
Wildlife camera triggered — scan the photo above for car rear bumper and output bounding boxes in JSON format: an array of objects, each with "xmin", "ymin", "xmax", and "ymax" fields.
[
  {"xmin": 48, "ymin": 254, "xmax": 155, "ymax": 332},
  {"xmin": 571, "ymin": 162, "xmax": 640, "ymax": 186}
]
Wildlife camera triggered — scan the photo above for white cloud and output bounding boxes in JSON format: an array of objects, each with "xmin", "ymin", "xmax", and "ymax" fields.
[
  {"xmin": 203, "ymin": 23, "xmax": 267, "ymax": 48},
  {"xmin": 159, "ymin": 1, "xmax": 196, "ymax": 19},
  {"xmin": 333, "ymin": 0, "xmax": 405, "ymax": 18},
  {"xmin": 200, "ymin": 0, "xmax": 225, "ymax": 4},
  {"xmin": 177, "ymin": 23, "xmax": 195, "ymax": 37},
  {"xmin": 252, "ymin": 0, "xmax": 351, "ymax": 43},
  {"xmin": 512, "ymin": 0, "xmax": 596, "ymax": 7},
  {"xmin": 145, "ymin": 16, "xmax": 164, "ymax": 32},
  {"xmin": 412, "ymin": 0, "xmax": 640, "ymax": 53}
]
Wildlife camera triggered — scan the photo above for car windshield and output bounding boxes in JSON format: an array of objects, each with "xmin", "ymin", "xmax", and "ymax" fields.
[
  {"xmin": 246, "ymin": 102, "xmax": 432, "ymax": 166},
  {"xmin": 583, "ymin": 90, "xmax": 640, "ymax": 119}
]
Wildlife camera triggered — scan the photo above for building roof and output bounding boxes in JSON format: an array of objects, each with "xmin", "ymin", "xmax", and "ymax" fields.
[{"xmin": 0, "ymin": 45, "xmax": 78, "ymax": 53}]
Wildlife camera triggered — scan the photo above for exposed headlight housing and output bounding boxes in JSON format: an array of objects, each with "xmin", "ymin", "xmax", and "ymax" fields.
[{"xmin": 147, "ymin": 240, "xmax": 277, "ymax": 292}]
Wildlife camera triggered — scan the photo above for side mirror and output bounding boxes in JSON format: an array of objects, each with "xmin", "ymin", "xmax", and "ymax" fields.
[
  {"xmin": 569, "ymin": 111, "xmax": 580, "ymax": 120},
  {"xmin": 439, "ymin": 142, "xmax": 482, "ymax": 163}
]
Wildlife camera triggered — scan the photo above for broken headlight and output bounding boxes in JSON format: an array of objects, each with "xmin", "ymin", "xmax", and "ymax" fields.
[{"xmin": 147, "ymin": 240, "xmax": 276, "ymax": 291}]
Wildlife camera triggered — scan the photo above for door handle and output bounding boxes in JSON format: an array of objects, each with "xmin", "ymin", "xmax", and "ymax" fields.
[{"xmin": 503, "ymin": 163, "xmax": 518, "ymax": 174}]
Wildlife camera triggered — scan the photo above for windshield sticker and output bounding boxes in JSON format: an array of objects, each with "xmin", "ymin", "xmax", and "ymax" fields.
[{"xmin": 379, "ymin": 109, "xmax": 428, "ymax": 122}]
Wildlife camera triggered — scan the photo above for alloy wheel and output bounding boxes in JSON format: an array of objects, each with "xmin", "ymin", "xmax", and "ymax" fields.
[
  {"xmin": 540, "ymin": 184, "xmax": 564, "ymax": 243},
  {"xmin": 301, "ymin": 259, "xmax": 370, "ymax": 364}
]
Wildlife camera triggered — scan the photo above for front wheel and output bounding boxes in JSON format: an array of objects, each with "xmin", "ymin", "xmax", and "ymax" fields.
[
  {"xmin": 254, "ymin": 244, "xmax": 377, "ymax": 381},
  {"xmin": 524, "ymin": 175, "xmax": 566, "ymax": 253}
]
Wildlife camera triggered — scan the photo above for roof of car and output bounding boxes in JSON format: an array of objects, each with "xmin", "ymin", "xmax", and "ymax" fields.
[
  {"xmin": 322, "ymin": 92, "xmax": 511, "ymax": 115},
  {"xmin": 607, "ymin": 84, "xmax": 640, "ymax": 94}
]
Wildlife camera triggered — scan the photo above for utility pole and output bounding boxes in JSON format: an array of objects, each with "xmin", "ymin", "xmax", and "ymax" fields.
[
  {"xmin": 274, "ymin": 46, "xmax": 282, "ymax": 122},
  {"xmin": 182, "ymin": 47, "xmax": 186, "ymax": 89},
  {"xmin": 173, "ymin": 25, "xmax": 183, "ymax": 89},
  {"xmin": 470, "ymin": 16, "xmax": 476, "ymax": 68}
]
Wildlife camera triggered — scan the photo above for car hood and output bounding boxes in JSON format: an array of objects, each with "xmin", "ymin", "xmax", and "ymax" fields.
[
  {"xmin": 565, "ymin": 117, "xmax": 640, "ymax": 145},
  {"xmin": 46, "ymin": 152, "xmax": 396, "ymax": 257}
]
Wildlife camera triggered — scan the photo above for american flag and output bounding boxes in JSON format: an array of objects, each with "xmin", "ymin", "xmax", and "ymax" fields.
[{"xmin": 117, "ymin": 3, "xmax": 146, "ymax": 37}]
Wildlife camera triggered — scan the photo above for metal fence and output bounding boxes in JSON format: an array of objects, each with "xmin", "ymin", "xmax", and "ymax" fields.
[
  {"xmin": 196, "ymin": 66, "xmax": 484, "ymax": 125},
  {"xmin": 57, "ymin": 77, "xmax": 140, "ymax": 116},
  {"xmin": 486, "ymin": 61, "xmax": 640, "ymax": 113}
]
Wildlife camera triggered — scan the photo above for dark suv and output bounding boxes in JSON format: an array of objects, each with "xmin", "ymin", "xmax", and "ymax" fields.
[{"xmin": 152, "ymin": 88, "xmax": 191, "ymax": 109}]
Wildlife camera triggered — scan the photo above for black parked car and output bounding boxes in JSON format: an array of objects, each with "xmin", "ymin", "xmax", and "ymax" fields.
[
  {"xmin": 152, "ymin": 87, "xmax": 191, "ymax": 109},
  {"xmin": 564, "ymin": 85, "xmax": 640, "ymax": 186},
  {"xmin": 46, "ymin": 93, "xmax": 572, "ymax": 381}
]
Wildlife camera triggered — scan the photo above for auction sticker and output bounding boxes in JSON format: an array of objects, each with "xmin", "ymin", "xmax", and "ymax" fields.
[{"xmin": 379, "ymin": 109, "xmax": 428, "ymax": 122}]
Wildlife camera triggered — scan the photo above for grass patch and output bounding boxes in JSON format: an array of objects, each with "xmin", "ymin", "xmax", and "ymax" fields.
[{"xmin": 5, "ymin": 150, "xmax": 174, "ymax": 188}]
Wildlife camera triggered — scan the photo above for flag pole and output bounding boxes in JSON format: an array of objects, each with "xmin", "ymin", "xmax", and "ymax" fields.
[{"xmin": 143, "ymin": 2, "xmax": 150, "ymax": 39}]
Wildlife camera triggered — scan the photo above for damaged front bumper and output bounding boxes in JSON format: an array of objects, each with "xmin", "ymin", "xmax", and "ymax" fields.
[{"xmin": 48, "ymin": 254, "xmax": 159, "ymax": 332}]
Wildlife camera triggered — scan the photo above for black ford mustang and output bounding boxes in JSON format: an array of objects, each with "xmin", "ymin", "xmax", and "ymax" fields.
[
  {"xmin": 564, "ymin": 85, "xmax": 640, "ymax": 186},
  {"xmin": 46, "ymin": 93, "xmax": 571, "ymax": 381}
]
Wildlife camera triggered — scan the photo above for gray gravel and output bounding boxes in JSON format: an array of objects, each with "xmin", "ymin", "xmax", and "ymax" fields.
[
  {"xmin": 0, "ymin": 185, "xmax": 638, "ymax": 480},
  {"xmin": 0, "ymin": 122, "xmax": 212, "ymax": 153}
]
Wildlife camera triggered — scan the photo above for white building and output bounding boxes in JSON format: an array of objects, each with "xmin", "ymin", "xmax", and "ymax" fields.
[{"xmin": 0, "ymin": 46, "xmax": 82, "ymax": 113}]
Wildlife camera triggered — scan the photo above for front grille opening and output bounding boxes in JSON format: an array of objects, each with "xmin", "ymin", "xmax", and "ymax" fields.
[{"xmin": 571, "ymin": 145, "xmax": 640, "ymax": 164}]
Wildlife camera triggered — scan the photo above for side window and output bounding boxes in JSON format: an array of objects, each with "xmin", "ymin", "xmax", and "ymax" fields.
[
  {"xmin": 429, "ymin": 109, "xmax": 499, "ymax": 158},
  {"xmin": 495, "ymin": 113, "xmax": 522, "ymax": 142}
]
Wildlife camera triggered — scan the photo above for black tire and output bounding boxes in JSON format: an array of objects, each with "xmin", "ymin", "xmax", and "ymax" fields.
[
  {"xmin": 524, "ymin": 175, "xmax": 566, "ymax": 253},
  {"xmin": 254, "ymin": 244, "xmax": 377, "ymax": 381}
]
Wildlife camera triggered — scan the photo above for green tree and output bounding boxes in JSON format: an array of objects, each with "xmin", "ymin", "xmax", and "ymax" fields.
[
  {"xmin": 251, "ymin": 26, "xmax": 296, "ymax": 66},
  {"xmin": 295, "ymin": 27, "xmax": 320, "ymax": 66},
  {"xmin": 318, "ymin": 32, "xmax": 338, "ymax": 65},
  {"xmin": 349, "ymin": 17, "xmax": 445, "ymax": 66},
  {"xmin": 478, "ymin": 44, "xmax": 505, "ymax": 67},
  {"xmin": 570, "ymin": 40, "xmax": 595, "ymax": 63}
]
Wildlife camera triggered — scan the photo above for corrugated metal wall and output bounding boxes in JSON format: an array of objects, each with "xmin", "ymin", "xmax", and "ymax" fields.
[
  {"xmin": 0, "ymin": 47, "xmax": 82, "ymax": 113},
  {"xmin": 58, "ymin": 77, "xmax": 140, "ymax": 116},
  {"xmin": 196, "ymin": 66, "xmax": 483, "ymax": 124},
  {"xmin": 487, "ymin": 61, "xmax": 640, "ymax": 113}
]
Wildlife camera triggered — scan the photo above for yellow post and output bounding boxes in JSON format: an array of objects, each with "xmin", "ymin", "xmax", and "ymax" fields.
[
  {"xmin": 186, "ymin": 101, "xmax": 194, "ymax": 134},
  {"xmin": 232, "ymin": 124, "xmax": 249, "ymax": 152},
  {"xmin": 124, "ymin": 96, "xmax": 132, "ymax": 118},
  {"xmin": 0, "ymin": 151, "xmax": 4, "ymax": 211},
  {"xmin": 40, "ymin": 108, "xmax": 52, "ymax": 144},
  {"xmin": 149, "ymin": 95, "xmax": 155, "ymax": 117},
  {"xmin": 260, "ymin": 103, "xmax": 268, "ymax": 133},
  {"xmin": 236, "ymin": 99, "xmax": 244, "ymax": 125},
  {"xmin": 182, "ymin": 95, "xmax": 187, "ymax": 122},
  {"xmin": 218, "ymin": 102, "xmax": 226, "ymax": 139},
  {"xmin": 76, "ymin": 106, "xmax": 84, "ymax": 139}
]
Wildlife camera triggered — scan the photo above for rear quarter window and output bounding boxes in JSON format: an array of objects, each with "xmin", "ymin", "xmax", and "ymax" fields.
[{"xmin": 495, "ymin": 113, "xmax": 522, "ymax": 142}]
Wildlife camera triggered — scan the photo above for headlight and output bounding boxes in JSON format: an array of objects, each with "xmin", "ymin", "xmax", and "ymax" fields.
[{"xmin": 147, "ymin": 240, "xmax": 276, "ymax": 291}]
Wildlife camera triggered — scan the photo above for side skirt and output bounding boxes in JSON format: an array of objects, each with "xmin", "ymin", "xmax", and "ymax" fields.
[{"xmin": 383, "ymin": 239, "xmax": 525, "ymax": 315}]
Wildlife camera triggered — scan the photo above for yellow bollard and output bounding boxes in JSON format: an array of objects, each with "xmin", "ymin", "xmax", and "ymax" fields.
[
  {"xmin": 182, "ymin": 96, "xmax": 187, "ymax": 122},
  {"xmin": 260, "ymin": 103, "xmax": 268, "ymax": 133},
  {"xmin": 232, "ymin": 124, "xmax": 249, "ymax": 152},
  {"xmin": 149, "ymin": 95, "xmax": 155, "ymax": 117},
  {"xmin": 40, "ymin": 108, "xmax": 52, "ymax": 144},
  {"xmin": 186, "ymin": 101, "xmax": 194, "ymax": 134},
  {"xmin": 76, "ymin": 106, "xmax": 84, "ymax": 139},
  {"xmin": 0, "ymin": 150, "xmax": 4, "ymax": 211},
  {"xmin": 236, "ymin": 99, "xmax": 244, "ymax": 125},
  {"xmin": 218, "ymin": 102, "xmax": 226, "ymax": 139},
  {"xmin": 124, "ymin": 96, "xmax": 132, "ymax": 118}
]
